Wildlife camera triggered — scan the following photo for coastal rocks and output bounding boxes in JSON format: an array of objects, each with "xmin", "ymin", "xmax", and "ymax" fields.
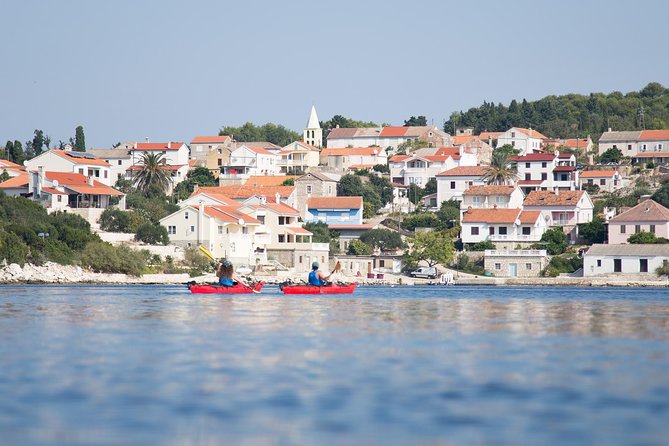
[{"xmin": 0, "ymin": 262, "xmax": 190, "ymax": 285}]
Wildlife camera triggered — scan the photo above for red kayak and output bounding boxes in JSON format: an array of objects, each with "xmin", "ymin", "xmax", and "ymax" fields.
[
  {"xmin": 188, "ymin": 281, "xmax": 265, "ymax": 294},
  {"xmin": 279, "ymin": 282, "xmax": 358, "ymax": 295}
]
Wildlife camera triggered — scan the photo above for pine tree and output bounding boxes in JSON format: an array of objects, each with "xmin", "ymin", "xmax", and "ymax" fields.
[{"xmin": 74, "ymin": 126, "xmax": 86, "ymax": 152}]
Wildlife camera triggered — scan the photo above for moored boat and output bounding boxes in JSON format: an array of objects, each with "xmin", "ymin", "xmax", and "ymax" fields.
[
  {"xmin": 279, "ymin": 282, "xmax": 358, "ymax": 295},
  {"xmin": 188, "ymin": 281, "xmax": 265, "ymax": 294}
]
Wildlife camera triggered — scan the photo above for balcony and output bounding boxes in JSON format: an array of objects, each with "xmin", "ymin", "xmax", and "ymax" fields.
[
  {"xmin": 485, "ymin": 249, "xmax": 547, "ymax": 256},
  {"xmin": 489, "ymin": 233, "xmax": 542, "ymax": 242}
]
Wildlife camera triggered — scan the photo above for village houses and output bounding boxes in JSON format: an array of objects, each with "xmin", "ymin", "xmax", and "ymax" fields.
[
  {"xmin": 607, "ymin": 199, "xmax": 669, "ymax": 244},
  {"xmin": 320, "ymin": 147, "xmax": 388, "ymax": 172},
  {"xmin": 461, "ymin": 208, "xmax": 547, "ymax": 250},
  {"xmin": 496, "ymin": 127, "xmax": 548, "ymax": 155},
  {"xmin": 189, "ymin": 136, "xmax": 234, "ymax": 170},
  {"xmin": 510, "ymin": 152, "xmax": 578, "ymax": 195},
  {"xmin": 435, "ymin": 166, "xmax": 487, "ymax": 204}
]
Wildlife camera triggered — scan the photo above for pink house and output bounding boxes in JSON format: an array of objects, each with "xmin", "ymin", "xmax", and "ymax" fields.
[{"xmin": 608, "ymin": 199, "xmax": 669, "ymax": 244}]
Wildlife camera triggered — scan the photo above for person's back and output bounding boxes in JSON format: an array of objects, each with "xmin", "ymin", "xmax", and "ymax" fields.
[
  {"xmin": 308, "ymin": 261, "xmax": 327, "ymax": 286},
  {"xmin": 217, "ymin": 259, "xmax": 236, "ymax": 287}
]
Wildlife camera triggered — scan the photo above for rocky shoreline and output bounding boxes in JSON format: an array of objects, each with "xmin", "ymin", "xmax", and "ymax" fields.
[{"xmin": 1, "ymin": 262, "xmax": 669, "ymax": 287}]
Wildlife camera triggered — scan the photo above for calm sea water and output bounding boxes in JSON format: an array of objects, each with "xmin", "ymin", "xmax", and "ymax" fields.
[{"xmin": 0, "ymin": 285, "xmax": 668, "ymax": 445}]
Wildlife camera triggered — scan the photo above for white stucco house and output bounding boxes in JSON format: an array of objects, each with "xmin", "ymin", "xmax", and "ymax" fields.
[
  {"xmin": 584, "ymin": 244, "xmax": 669, "ymax": 277},
  {"xmin": 435, "ymin": 166, "xmax": 486, "ymax": 204},
  {"xmin": 496, "ymin": 127, "xmax": 548, "ymax": 155},
  {"xmin": 461, "ymin": 208, "xmax": 547, "ymax": 249},
  {"xmin": 25, "ymin": 150, "xmax": 114, "ymax": 186},
  {"xmin": 221, "ymin": 144, "xmax": 279, "ymax": 179}
]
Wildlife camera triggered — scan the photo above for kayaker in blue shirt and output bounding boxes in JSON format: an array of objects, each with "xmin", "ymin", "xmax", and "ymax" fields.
[
  {"xmin": 308, "ymin": 261, "xmax": 331, "ymax": 286},
  {"xmin": 217, "ymin": 258, "xmax": 244, "ymax": 287}
]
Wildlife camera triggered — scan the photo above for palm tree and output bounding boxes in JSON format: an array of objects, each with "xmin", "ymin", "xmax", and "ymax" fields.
[
  {"xmin": 481, "ymin": 151, "xmax": 518, "ymax": 185},
  {"xmin": 133, "ymin": 152, "xmax": 171, "ymax": 196}
]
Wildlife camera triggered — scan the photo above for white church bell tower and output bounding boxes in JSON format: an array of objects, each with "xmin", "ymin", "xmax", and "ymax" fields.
[{"xmin": 303, "ymin": 105, "xmax": 322, "ymax": 148}]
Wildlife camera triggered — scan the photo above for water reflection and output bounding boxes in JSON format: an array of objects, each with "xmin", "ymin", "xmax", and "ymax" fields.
[{"xmin": 0, "ymin": 285, "xmax": 668, "ymax": 445}]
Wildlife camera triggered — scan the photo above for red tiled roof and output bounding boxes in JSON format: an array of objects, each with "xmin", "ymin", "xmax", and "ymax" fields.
[
  {"xmin": 389, "ymin": 155, "xmax": 410, "ymax": 162},
  {"xmin": 197, "ymin": 205, "xmax": 260, "ymax": 224},
  {"xmin": 510, "ymin": 153, "xmax": 556, "ymax": 162},
  {"xmin": 519, "ymin": 210, "xmax": 542, "ymax": 224},
  {"xmin": 198, "ymin": 185, "xmax": 294, "ymax": 199},
  {"xmin": 379, "ymin": 126, "xmax": 410, "ymax": 137},
  {"xmin": 639, "ymin": 130, "xmax": 669, "ymax": 141},
  {"xmin": 452, "ymin": 135, "xmax": 476, "ymax": 145},
  {"xmin": 580, "ymin": 170, "xmax": 618, "ymax": 178},
  {"xmin": 53, "ymin": 150, "xmax": 111, "ymax": 166},
  {"xmin": 463, "ymin": 185, "xmax": 515, "ymax": 196},
  {"xmin": 479, "ymin": 131, "xmax": 503, "ymax": 140},
  {"xmin": 245, "ymin": 175, "xmax": 298, "ymax": 187},
  {"xmin": 67, "ymin": 184, "xmax": 124, "ymax": 196},
  {"xmin": 134, "ymin": 142, "xmax": 186, "ymax": 151},
  {"xmin": 563, "ymin": 138, "xmax": 589, "ymax": 149},
  {"xmin": 0, "ymin": 173, "xmax": 29, "ymax": 188},
  {"xmin": 436, "ymin": 166, "xmax": 486, "ymax": 177},
  {"xmin": 347, "ymin": 164, "xmax": 375, "ymax": 170},
  {"xmin": 518, "ymin": 180, "xmax": 543, "ymax": 185},
  {"xmin": 188, "ymin": 190, "xmax": 240, "ymax": 206},
  {"xmin": 307, "ymin": 196, "xmax": 363, "ymax": 209},
  {"xmin": 285, "ymin": 226, "xmax": 312, "ymax": 235},
  {"xmin": 238, "ymin": 145, "xmax": 276, "ymax": 156},
  {"xmin": 126, "ymin": 164, "xmax": 185, "ymax": 171},
  {"xmin": 0, "ymin": 159, "xmax": 24, "ymax": 170},
  {"xmin": 462, "ymin": 208, "xmax": 521, "ymax": 224},
  {"xmin": 557, "ymin": 152, "xmax": 574, "ymax": 159},
  {"xmin": 523, "ymin": 190, "xmax": 585, "ymax": 206},
  {"xmin": 633, "ymin": 152, "xmax": 669, "ymax": 158},
  {"xmin": 191, "ymin": 136, "xmax": 231, "ymax": 144},
  {"xmin": 514, "ymin": 127, "xmax": 548, "ymax": 140},
  {"xmin": 40, "ymin": 187, "xmax": 68, "ymax": 195},
  {"xmin": 553, "ymin": 166, "xmax": 576, "ymax": 172},
  {"xmin": 434, "ymin": 147, "xmax": 460, "ymax": 156},
  {"xmin": 419, "ymin": 155, "xmax": 451, "ymax": 162},
  {"xmin": 609, "ymin": 199, "xmax": 669, "ymax": 223},
  {"xmin": 326, "ymin": 128, "xmax": 359, "ymax": 139},
  {"xmin": 321, "ymin": 147, "xmax": 382, "ymax": 157}
]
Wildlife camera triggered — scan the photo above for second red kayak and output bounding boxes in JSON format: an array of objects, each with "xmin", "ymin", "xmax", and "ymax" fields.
[
  {"xmin": 188, "ymin": 281, "xmax": 265, "ymax": 294},
  {"xmin": 279, "ymin": 282, "xmax": 358, "ymax": 295}
]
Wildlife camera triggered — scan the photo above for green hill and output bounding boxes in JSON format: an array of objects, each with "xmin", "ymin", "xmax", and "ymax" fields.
[{"xmin": 445, "ymin": 82, "xmax": 669, "ymax": 141}]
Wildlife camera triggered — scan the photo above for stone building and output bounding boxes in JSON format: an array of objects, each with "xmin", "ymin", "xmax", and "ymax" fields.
[{"xmin": 484, "ymin": 249, "xmax": 548, "ymax": 277}]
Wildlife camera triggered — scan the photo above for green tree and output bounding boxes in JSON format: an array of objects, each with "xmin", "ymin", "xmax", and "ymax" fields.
[
  {"xmin": 423, "ymin": 178, "xmax": 437, "ymax": 196},
  {"xmin": 359, "ymin": 228, "xmax": 404, "ymax": 252},
  {"xmin": 219, "ymin": 122, "xmax": 300, "ymax": 147},
  {"xmin": 172, "ymin": 167, "xmax": 217, "ymax": 200},
  {"xmin": 580, "ymin": 216, "xmax": 607, "ymax": 244},
  {"xmin": 347, "ymin": 239, "xmax": 373, "ymax": 256},
  {"xmin": 651, "ymin": 184, "xmax": 669, "ymax": 208},
  {"xmin": 0, "ymin": 170, "xmax": 9, "ymax": 183},
  {"xmin": 404, "ymin": 230, "xmax": 455, "ymax": 268},
  {"xmin": 12, "ymin": 140, "xmax": 24, "ymax": 164},
  {"xmin": 4, "ymin": 141, "xmax": 14, "ymax": 162},
  {"xmin": 627, "ymin": 231, "xmax": 655, "ymax": 244},
  {"xmin": 598, "ymin": 147, "xmax": 623, "ymax": 163},
  {"xmin": 26, "ymin": 129, "xmax": 45, "ymax": 158},
  {"xmin": 133, "ymin": 152, "xmax": 171, "ymax": 196},
  {"xmin": 537, "ymin": 227, "xmax": 567, "ymax": 255},
  {"xmin": 404, "ymin": 116, "xmax": 427, "ymax": 126},
  {"xmin": 401, "ymin": 213, "xmax": 439, "ymax": 231},
  {"xmin": 74, "ymin": 126, "xmax": 86, "ymax": 152},
  {"xmin": 482, "ymin": 151, "xmax": 517, "ymax": 185},
  {"xmin": 495, "ymin": 144, "xmax": 520, "ymax": 158},
  {"xmin": 135, "ymin": 223, "xmax": 169, "ymax": 245},
  {"xmin": 436, "ymin": 200, "xmax": 461, "ymax": 227},
  {"xmin": 281, "ymin": 178, "xmax": 295, "ymax": 186},
  {"xmin": 469, "ymin": 240, "xmax": 496, "ymax": 251},
  {"xmin": 303, "ymin": 221, "xmax": 340, "ymax": 254},
  {"xmin": 99, "ymin": 208, "xmax": 132, "ymax": 232}
]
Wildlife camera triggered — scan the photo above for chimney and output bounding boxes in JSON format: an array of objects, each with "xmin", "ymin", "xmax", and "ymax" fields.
[
  {"xmin": 168, "ymin": 142, "xmax": 171, "ymax": 149},
  {"xmin": 467, "ymin": 206, "xmax": 473, "ymax": 214},
  {"xmin": 145, "ymin": 137, "xmax": 149, "ymax": 143},
  {"xmin": 275, "ymin": 192, "xmax": 281, "ymax": 204},
  {"xmin": 87, "ymin": 176, "xmax": 94, "ymax": 186},
  {"xmin": 639, "ymin": 195, "xmax": 652, "ymax": 203},
  {"xmin": 198, "ymin": 200, "xmax": 205, "ymax": 245},
  {"xmin": 133, "ymin": 142, "xmax": 137, "ymax": 150},
  {"xmin": 37, "ymin": 166, "xmax": 44, "ymax": 197},
  {"xmin": 608, "ymin": 127, "xmax": 612, "ymax": 132},
  {"xmin": 193, "ymin": 184, "xmax": 199, "ymax": 192}
]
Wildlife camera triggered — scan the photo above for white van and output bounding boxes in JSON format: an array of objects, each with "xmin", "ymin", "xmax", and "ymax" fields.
[{"xmin": 410, "ymin": 267, "xmax": 438, "ymax": 279}]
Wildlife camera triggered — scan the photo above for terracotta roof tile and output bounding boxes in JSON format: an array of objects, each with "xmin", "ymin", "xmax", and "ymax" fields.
[
  {"xmin": 436, "ymin": 166, "xmax": 486, "ymax": 177},
  {"xmin": 513, "ymin": 127, "xmax": 548, "ymax": 140},
  {"xmin": 53, "ymin": 150, "xmax": 111, "ymax": 166},
  {"xmin": 134, "ymin": 142, "xmax": 186, "ymax": 151},
  {"xmin": 379, "ymin": 126, "xmax": 410, "ymax": 137},
  {"xmin": 389, "ymin": 155, "xmax": 410, "ymax": 162},
  {"xmin": 609, "ymin": 199, "xmax": 669, "ymax": 223},
  {"xmin": 197, "ymin": 205, "xmax": 260, "ymax": 224},
  {"xmin": 463, "ymin": 185, "xmax": 515, "ymax": 196},
  {"xmin": 188, "ymin": 190, "xmax": 240, "ymax": 206},
  {"xmin": 633, "ymin": 152, "xmax": 669, "ymax": 158},
  {"xmin": 190, "ymin": 136, "xmax": 231, "ymax": 144},
  {"xmin": 479, "ymin": 131, "xmax": 503, "ymax": 140},
  {"xmin": 0, "ymin": 173, "xmax": 29, "ymax": 188},
  {"xmin": 580, "ymin": 170, "xmax": 618, "ymax": 178},
  {"xmin": 321, "ymin": 147, "xmax": 382, "ymax": 156},
  {"xmin": 519, "ymin": 210, "xmax": 542, "ymax": 224},
  {"xmin": 307, "ymin": 196, "xmax": 363, "ymax": 209},
  {"xmin": 510, "ymin": 153, "xmax": 556, "ymax": 162},
  {"xmin": 639, "ymin": 130, "xmax": 669, "ymax": 141},
  {"xmin": 523, "ymin": 190, "xmax": 585, "ymax": 206},
  {"xmin": 462, "ymin": 208, "xmax": 521, "ymax": 224},
  {"xmin": 198, "ymin": 185, "xmax": 294, "ymax": 199},
  {"xmin": 245, "ymin": 175, "xmax": 298, "ymax": 187}
]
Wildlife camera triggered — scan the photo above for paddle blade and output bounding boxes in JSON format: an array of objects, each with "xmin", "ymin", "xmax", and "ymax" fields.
[
  {"xmin": 198, "ymin": 245, "xmax": 216, "ymax": 261},
  {"xmin": 331, "ymin": 261, "xmax": 341, "ymax": 274}
]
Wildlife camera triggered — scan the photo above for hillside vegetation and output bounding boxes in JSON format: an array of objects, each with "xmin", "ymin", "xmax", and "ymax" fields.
[{"xmin": 445, "ymin": 82, "xmax": 669, "ymax": 140}]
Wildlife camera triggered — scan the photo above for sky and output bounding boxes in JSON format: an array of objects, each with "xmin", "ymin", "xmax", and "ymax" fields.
[{"xmin": 2, "ymin": 0, "xmax": 668, "ymax": 148}]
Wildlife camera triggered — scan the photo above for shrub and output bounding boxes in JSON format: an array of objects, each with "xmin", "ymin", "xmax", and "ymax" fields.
[
  {"xmin": 469, "ymin": 240, "xmax": 496, "ymax": 251},
  {"xmin": 0, "ymin": 229, "xmax": 29, "ymax": 265},
  {"xmin": 347, "ymin": 239, "xmax": 373, "ymax": 256},
  {"xmin": 80, "ymin": 241, "xmax": 148, "ymax": 276},
  {"xmin": 535, "ymin": 227, "xmax": 567, "ymax": 255},
  {"xmin": 135, "ymin": 223, "xmax": 169, "ymax": 245},
  {"xmin": 542, "ymin": 255, "xmax": 583, "ymax": 277},
  {"xmin": 401, "ymin": 213, "xmax": 439, "ymax": 231},
  {"xmin": 656, "ymin": 260, "xmax": 669, "ymax": 277},
  {"xmin": 99, "ymin": 208, "xmax": 131, "ymax": 232}
]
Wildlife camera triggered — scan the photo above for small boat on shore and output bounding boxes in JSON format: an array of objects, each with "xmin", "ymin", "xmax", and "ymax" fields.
[
  {"xmin": 188, "ymin": 281, "xmax": 265, "ymax": 294},
  {"xmin": 279, "ymin": 282, "xmax": 358, "ymax": 295}
]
